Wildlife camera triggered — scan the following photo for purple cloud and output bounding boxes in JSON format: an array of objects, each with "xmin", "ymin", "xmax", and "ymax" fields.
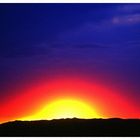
[
  {"xmin": 118, "ymin": 4, "xmax": 140, "ymax": 13},
  {"xmin": 112, "ymin": 14, "xmax": 140, "ymax": 25}
]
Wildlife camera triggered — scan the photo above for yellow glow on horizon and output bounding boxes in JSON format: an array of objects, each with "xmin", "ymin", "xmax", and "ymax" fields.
[{"xmin": 20, "ymin": 98, "xmax": 101, "ymax": 121}]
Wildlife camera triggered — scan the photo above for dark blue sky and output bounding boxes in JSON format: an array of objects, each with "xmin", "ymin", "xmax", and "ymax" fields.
[
  {"xmin": 0, "ymin": 3, "xmax": 140, "ymax": 105},
  {"xmin": 1, "ymin": 3, "xmax": 140, "ymax": 48}
]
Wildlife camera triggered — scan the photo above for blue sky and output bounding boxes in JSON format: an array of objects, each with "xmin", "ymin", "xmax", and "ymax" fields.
[{"xmin": 0, "ymin": 3, "xmax": 140, "ymax": 105}]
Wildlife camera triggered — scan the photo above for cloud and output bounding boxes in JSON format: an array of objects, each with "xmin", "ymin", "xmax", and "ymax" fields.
[
  {"xmin": 118, "ymin": 4, "xmax": 140, "ymax": 13},
  {"xmin": 94, "ymin": 4, "xmax": 140, "ymax": 26},
  {"xmin": 0, "ymin": 44, "xmax": 51, "ymax": 58},
  {"xmin": 112, "ymin": 14, "xmax": 140, "ymax": 25},
  {"xmin": 74, "ymin": 43, "xmax": 109, "ymax": 49}
]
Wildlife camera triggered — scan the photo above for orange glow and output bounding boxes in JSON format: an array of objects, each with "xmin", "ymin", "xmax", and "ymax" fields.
[{"xmin": 0, "ymin": 76, "xmax": 139, "ymax": 123}]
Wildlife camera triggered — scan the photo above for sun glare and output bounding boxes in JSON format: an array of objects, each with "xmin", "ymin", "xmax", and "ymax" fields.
[{"xmin": 21, "ymin": 98, "xmax": 100, "ymax": 121}]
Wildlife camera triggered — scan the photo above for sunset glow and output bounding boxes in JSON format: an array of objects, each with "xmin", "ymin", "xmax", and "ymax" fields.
[
  {"xmin": 21, "ymin": 98, "xmax": 101, "ymax": 121},
  {"xmin": 0, "ymin": 76, "xmax": 139, "ymax": 124}
]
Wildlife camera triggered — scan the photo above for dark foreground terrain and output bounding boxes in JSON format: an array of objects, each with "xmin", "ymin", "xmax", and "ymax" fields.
[{"xmin": 0, "ymin": 118, "xmax": 140, "ymax": 136}]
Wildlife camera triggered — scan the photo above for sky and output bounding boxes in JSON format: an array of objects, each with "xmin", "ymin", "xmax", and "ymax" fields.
[{"xmin": 0, "ymin": 3, "xmax": 140, "ymax": 123}]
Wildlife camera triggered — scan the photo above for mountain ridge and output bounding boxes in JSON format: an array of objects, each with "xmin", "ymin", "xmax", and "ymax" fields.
[{"xmin": 0, "ymin": 118, "xmax": 140, "ymax": 136}]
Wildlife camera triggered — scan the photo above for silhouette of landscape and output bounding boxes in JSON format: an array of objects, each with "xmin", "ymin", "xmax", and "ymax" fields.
[{"xmin": 0, "ymin": 118, "xmax": 140, "ymax": 136}]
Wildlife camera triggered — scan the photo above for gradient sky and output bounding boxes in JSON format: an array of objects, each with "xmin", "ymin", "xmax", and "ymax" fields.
[{"xmin": 0, "ymin": 3, "xmax": 140, "ymax": 122}]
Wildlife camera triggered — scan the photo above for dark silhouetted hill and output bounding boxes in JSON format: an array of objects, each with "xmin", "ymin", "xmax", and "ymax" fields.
[{"xmin": 0, "ymin": 118, "xmax": 140, "ymax": 136}]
